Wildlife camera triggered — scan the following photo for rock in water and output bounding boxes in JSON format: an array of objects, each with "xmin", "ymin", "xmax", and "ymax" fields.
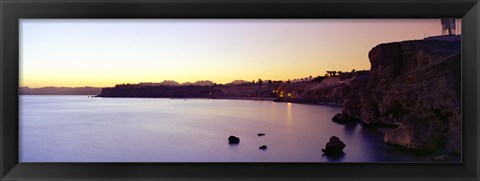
[
  {"xmin": 257, "ymin": 133, "xmax": 266, "ymax": 136},
  {"xmin": 259, "ymin": 145, "xmax": 267, "ymax": 150},
  {"xmin": 228, "ymin": 136, "xmax": 240, "ymax": 144},
  {"xmin": 331, "ymin": 113, "xmax": 344, "ymax": 123},
  {"xmin": 331, "ymin": 113, "xmax": 357, "ymax": 124},
  {"xmin": 332, "ymin": 113, "xmax": 358, "ymax": 124},
  {"xmin": 322, "ymin": 136, "xmax": 346, "ymax": 154}
]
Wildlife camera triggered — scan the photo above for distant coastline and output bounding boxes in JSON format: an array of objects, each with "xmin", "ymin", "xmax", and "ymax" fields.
[
  {"xmin": 19, "ymin": 87, "xmax": 102, "ymax": 95},
  {"xmin": 95, "ymin": 70, "xmax": 367, "ymax": 107}
]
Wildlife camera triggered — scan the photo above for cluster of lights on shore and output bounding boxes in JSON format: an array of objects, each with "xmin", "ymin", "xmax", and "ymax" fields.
[{"xmin": 272, "ymin": 89, "xmax": 293, "ymax": 98}]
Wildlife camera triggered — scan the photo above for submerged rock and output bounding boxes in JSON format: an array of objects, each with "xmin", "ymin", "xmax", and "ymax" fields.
[
  {"xmin": 332, "ymin": 113, "xmax": 343, "ymax": 123},
  {"xmin": 257, "ymin": 133, "xmax": 266, "ymax": 136},
  {"xmin": 228, "ymin": 136, "xmax": 240, "ymax": 144},
  {"xmin": 259, "ymin": 145, "xmax": 267, "ymax": 150},
  {"xmin": 322, "ymin": 136, "xmax": 346, "ymax": 154},
  {"xmin": 332, "ymin": 113, "xmax": 358, "ymax": 124}
]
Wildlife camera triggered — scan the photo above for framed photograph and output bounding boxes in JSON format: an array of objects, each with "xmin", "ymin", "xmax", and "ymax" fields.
[{"xmin": 1, "ymin": 0, "xmax": 479, "ymax": 180}]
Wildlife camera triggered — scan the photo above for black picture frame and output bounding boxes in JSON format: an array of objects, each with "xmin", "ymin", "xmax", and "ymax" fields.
[{"xmin": 1, "ymin": 0, "xmax": 479, "ymax": 180}]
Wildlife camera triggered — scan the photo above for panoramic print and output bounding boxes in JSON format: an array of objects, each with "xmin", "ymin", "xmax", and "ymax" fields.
[{"xmin": 19, "ymin": 19, "xmax": 461, "ymax": 162}]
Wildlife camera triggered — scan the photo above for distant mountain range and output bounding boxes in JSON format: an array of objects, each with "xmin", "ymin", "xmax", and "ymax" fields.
[
  {"xmin": 137, "ymin": 80, "xmax": 181, "ymax": 87},
  {"xmin": 138, "ymin": 80, "xmax": 215, "ymax": 86},
  {"xmin": 137, "ymin": 80, "xmax": 250, "ymax": 87},
  {"xmin": 228, "ymin": 80, "xmax": 250, "ymax": 85}
]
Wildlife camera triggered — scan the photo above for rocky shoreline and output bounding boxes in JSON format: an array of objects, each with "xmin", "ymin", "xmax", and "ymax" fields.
[{"xmin": 332, "ymin": 37, "xmax": 461, "ymax": 156}]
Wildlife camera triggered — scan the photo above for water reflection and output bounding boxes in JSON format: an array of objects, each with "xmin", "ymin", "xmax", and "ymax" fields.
[
  {"xmin": 343, "ymin": 122, "xmax": 359, "ymax": 136},
  {"xmin": 228, "ymin": 144, "xmax": 239, "ymax": 149},
  {"xmin": 286, "ymin": 102, "xmax": 292, "ymax": 125},
  {"xmin": 323, "ymin": 152, "xmax": 346, "ymax": 162}
]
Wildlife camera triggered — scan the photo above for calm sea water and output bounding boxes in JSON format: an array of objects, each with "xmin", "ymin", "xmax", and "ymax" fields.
[{"xmin": 20, "ymin": 95, "xmax": 427, "ymax": 162}]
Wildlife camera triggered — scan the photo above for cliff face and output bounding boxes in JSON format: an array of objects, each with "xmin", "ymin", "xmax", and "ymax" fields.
[
  {"xmin": 339, "ymin": 74, "xmax": 370, "ymax": 119},
  {"xmin": 350, "ymin": 39, "xmax": 461, "ymax": 153}
]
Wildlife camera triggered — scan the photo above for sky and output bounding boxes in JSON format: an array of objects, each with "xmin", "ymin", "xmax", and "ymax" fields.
[{"xmin": 20, "ymin": 19, "xmax": 461, "ymax": 88}]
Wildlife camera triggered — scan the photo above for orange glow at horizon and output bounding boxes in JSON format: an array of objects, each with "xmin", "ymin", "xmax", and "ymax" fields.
[{"xmin": 20, "ymin": 19, "xmax": 461, "ymax": 88}]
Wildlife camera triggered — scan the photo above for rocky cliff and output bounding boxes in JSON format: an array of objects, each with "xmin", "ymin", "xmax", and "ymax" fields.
[{"xmin": 340, "ymin": 38, "xmax": 461, "ymax": 153}]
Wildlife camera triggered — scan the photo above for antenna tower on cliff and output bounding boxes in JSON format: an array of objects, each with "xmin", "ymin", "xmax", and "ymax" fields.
[{"xmin": 440, "ymin": 19, "xmax": 456, "ymax": 35}]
